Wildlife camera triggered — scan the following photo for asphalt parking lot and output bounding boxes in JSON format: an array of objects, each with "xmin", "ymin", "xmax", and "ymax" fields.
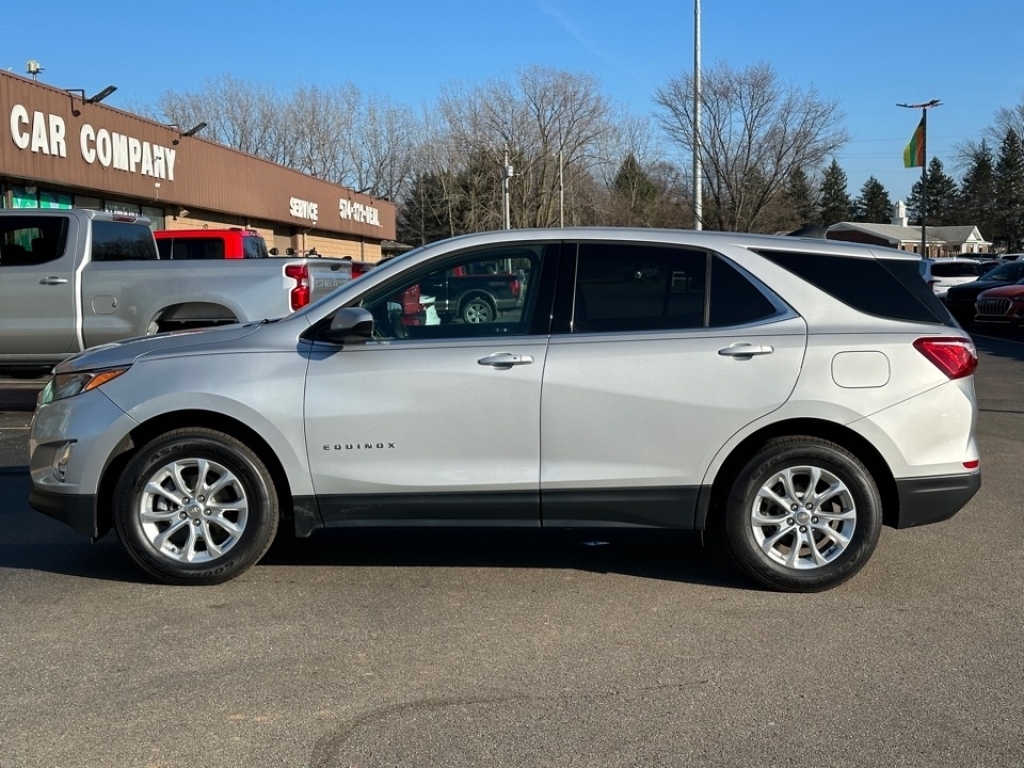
[{"xmin": 1, "ymin": 335, "xmax": 1022, "ymax": 768}]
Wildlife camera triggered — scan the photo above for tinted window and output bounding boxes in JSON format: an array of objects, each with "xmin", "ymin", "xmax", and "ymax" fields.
[
  {"xmin": 709, "ymin": 255, "xmax": 779, "ymax": 326},
  {"xmin": 931, "ymin": 262, "xmax": 982, "ymax": 278},
  {"xmin": 0, "ymin": 215, "xmax": 68, "ymax": 267},
  {"xmin": 169, "ymin": 238, "xmax": 226, "ymax": 260},
  {"xmin": 156, "ymin": 239, "xmax": 172, "ymax": 259},
  {"xmin": 574, "ymin": 244, "xmax": 707, "ymax": 332},
  {"xmin": 91, "ymin": 221, "xmax": 158, "ymax": 261},
  {"xmin": 569, "ymin": 244, "xmax": 778, "ymax": 333},
  {"xmin": 756, "ymin": 250, "xmax": 954, "ymax": 326}
]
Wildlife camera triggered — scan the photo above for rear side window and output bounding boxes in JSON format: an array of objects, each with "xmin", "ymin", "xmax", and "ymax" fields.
[
  {"xmin": 756, "ymin": 249, "xmax": 955, "ymax": 327},
  {"xmin": 91, "ymin": 221, "xmax": 158, "ymax": 261},
  {"xmin": 570, "ymin": 243, "xmax": 779, "ymax": 333},
  {"xmin": 169, "ymin": 237, "xmax": 226, "ymax": 260},
  {"xmin": 931, "ymin": 262, "xmax": 983, "ymax": 278}
]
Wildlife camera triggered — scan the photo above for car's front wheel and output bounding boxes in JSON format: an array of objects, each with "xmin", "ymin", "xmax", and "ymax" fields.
[
  {"xmin": 723, "ymin": 436, "xmax": 882, "ymax": 592},
  {"xmin": 113, "ymin": 428, "xmax": 279, "ymax": 585}
]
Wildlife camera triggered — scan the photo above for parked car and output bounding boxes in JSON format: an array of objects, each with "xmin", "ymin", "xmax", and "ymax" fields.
[
  {"xmin": 29, "ymin": 228, "xmax": 980, "ymax": 592},
  {"xmin": 918, "ymin": 257, "xmax": 991, "ymax": 298},
  {"xmin": 154, "ymin": 228, "xmax": 271, "ymax": 259},
  {"xmin": 973, "ymin": 283, "xmax": 1024, "ymax": 327},
  {"xmin": 942, "ymin": 260, "xmax": 1024, "ymax": 325}
]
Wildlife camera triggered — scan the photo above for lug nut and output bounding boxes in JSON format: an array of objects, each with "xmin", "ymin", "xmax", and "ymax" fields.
[
  {"xmin": 800, "ymin": 526, "xmax": 807, "ymax": 532},
  {"xmin": 787, "ymin": 518, "xmax": 795, "ymax": 525},
  {"xmin": 791, "ymin": 504, "xmax": 798, "ymax": 511}
]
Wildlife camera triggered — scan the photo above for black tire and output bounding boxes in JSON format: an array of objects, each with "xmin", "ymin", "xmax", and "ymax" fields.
[
  {"xmin": 113, "ymin": 428, "xmax": 279, "ymax": 585},
  {"xmin": 460, "ymin": 296, "xmax": 495, "ymax": 324},
  {"xmin": 723, "ymin": 436, "xmax": 882, "ymax": 592}
]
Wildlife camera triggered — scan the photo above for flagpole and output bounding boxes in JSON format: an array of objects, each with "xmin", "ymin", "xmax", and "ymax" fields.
[{"xmin": 897, "ymin": 99, "xmax": 941, "ymax": 257}]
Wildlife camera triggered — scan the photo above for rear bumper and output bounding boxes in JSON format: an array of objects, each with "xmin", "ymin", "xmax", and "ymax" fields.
[{"xmin": 894, "ymin": 472, "xmax": 981, "ymax": 529}]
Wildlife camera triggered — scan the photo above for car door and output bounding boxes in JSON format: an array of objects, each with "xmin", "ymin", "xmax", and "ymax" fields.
[
  {"xmin": 303, "ymin": 242, "xmax": 557, "ymax": 526},
  {"xmin": 0, "ymin": 213, "xmax": 77, "ymax": 358},
  {"xmin": 539, "ymin": 241, "xmax": 807, "ymax": 528}
]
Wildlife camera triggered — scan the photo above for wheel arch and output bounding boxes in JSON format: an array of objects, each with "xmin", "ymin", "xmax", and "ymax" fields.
[
  {"xmin": 149, "ymin": 302, "xmax": 240, "ymax": 333},
  {"xmin": 96, "ymin": 409, "xmax": 297, "ymax": 540},
  {"xmin": 704, "ymin": 418, "xmax": 900, "ymax": 530}
]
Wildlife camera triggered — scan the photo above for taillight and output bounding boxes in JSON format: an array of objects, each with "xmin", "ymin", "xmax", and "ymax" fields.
[
  {"xmin": 286, "ymin": 264, "xmax": 310, "ymax": 310},
  {"xmin": 511, "ymin": 279, "xmax": 521, "ymax": 298},
  {"xmin": 913, "ymin": 337, "xmax": 978, "ymax": 380}
]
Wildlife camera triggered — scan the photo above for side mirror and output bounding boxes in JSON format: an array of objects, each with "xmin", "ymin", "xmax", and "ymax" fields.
[{"xmin": 319, "ymin": 307, "xmax": 374, "ymax": 345}]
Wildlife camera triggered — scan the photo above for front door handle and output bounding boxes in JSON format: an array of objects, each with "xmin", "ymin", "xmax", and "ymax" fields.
[
  {"xmin": 39, "ymin": 277, "xmax": 68, "ymax": 285},
  {"xmin": 478, "ymin": 352, "xmax": 535, "ymax": 370},
  {"xmin": 718, "ymin": 343, "xmax": 774, "ymax": 359}
]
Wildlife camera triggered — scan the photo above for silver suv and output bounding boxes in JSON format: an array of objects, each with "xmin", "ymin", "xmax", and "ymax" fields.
[{"xmin": 29, "ymin": 229, "xmax": 981, "ymax": 592}]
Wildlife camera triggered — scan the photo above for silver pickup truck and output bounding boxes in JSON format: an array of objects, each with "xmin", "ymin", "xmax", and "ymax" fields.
[{"xmin": 0, "ymin": 208, "xmax": 351, "ymax": 375}]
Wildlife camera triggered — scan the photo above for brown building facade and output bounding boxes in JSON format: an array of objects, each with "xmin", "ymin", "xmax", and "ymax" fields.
[{"xmin": 0, "ymin": 70, "xmax": 396, "ymax": 261}]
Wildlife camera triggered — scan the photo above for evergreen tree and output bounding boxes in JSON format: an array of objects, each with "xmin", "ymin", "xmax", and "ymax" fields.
[
  {"xmin": 958, "ymin": 140, "xmax": 999, "ymax": 244},
  {"xmin": 785, "ymin": 167, "xmax": 819, "ymax": 226},
  {"xmin": 610, "ymin": 153, "xmax": 658, "ymax": 226},
  {"xmin": 853, "ymin": 176, "xmax": 892, "ymax": 223},
  {"xmin": 818, "ymin": 159, "xmax": 852, "ymax": 225},
  {"xmin": 397, "ymin": 171, "xmax": 462, "ymax": 247},
  {"xmin": 994, "ymin": 128, "xmax": 1024, "ymax": 251},
  {"xmin": 907, "ymin": 157, "xmax": 959, "ymax": 225}
]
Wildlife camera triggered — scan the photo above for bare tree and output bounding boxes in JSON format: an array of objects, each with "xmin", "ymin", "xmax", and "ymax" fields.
[
  {"xmin": 433, "ymin": 67, "xmax": 616, "ymax": 231},
  {"xmin": 655, "ymin": 61, "xmax": 849, "ymax": 232},
  {"xmin": 155, "ymin": 78, "xmax": 420, "ymax": 203}
]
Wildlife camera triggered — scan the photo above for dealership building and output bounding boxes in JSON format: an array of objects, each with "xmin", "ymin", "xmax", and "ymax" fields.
[{"xmin": 0, "ymin": 70, "xmax": 397, "ymax": 261}]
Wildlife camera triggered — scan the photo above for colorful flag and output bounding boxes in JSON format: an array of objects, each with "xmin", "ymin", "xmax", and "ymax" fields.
[{"xmin": 903, "ymin": 117, "xmax": 925, "ymax": 168}]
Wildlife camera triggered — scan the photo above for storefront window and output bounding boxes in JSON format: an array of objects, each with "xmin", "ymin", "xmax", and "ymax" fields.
[
  {"xmin": 39, "ymin": 190, "xmax": 72, "ymax": 209},
  {"xmin": 75, "ymin": 195, "xmax": 102, "ymax": 210},
  {"xmin": 141, "ymin": 206, "xmax": 165, "ymax": 230},
  {"xmin": 104, "ymin": 201, "xmax": 141, "ymax": 216},
  {"xmin": 10, "ymin": 186, "xmax": 39, "ymax": 208}
]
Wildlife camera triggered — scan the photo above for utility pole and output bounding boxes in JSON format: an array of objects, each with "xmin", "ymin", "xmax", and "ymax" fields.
[
  {"xmin": 897, "ymin": 99, "xmax": 941, "ymax": 256},
  {"xmin": 693, "ymin": 0, "xmax": 702, "ymax": 230},
  {"xmin": 502, "ymin": 147, "xmax": 514, "ymax": 230}
]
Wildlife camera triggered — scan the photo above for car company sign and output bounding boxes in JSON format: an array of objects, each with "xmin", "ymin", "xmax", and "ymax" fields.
[{"xmin": 7, "ymin": 104, "xmax": 178, "ymax": 180}]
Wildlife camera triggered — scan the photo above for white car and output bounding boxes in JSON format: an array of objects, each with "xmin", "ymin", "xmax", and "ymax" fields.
[
  {"xmin": 29, "ymin": 228, "xmax": 981, "ymax": 592},
  {"xmin": 919, "ymin": 257, "xmax": 990, "ymax": 298}
]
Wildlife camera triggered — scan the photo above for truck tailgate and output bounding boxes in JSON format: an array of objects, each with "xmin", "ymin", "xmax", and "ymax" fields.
[{"xmin": 307, "ymin": 259, "xmax": 353, "ymax": 302}]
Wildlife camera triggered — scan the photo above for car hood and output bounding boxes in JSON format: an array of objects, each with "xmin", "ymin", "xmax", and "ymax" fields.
[
  {"xmin": 54, "ymin": 323, "xmax": 264, "ymax": 374},
  {"xmin": 977, "ymin": 285, "xmax": 1024, "ymax": 298}
]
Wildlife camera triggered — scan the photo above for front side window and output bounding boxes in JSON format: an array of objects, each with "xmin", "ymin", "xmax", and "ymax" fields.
[{"xmin": 358, "ymin": 245, "xmax": 545, "ymax": 340}]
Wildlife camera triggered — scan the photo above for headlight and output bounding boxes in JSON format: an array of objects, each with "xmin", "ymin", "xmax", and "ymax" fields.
[{"xmin": 39, "ymin": 368, "xmax": 129, "ymax": 405}]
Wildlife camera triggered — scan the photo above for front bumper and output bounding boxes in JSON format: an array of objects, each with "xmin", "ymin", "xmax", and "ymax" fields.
[
  {"xmin": 894, "ymin": 472, "xmax": 981, "ymax": 528},
  {"xmin": 29, "ymin": 486, "xmax": 99, "ymax": 538}
]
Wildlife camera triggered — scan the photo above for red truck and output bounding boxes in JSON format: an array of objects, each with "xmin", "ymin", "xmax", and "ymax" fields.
[{"xmin": 154, "ymin": 228, "xmax": 270, "ymax": 259}]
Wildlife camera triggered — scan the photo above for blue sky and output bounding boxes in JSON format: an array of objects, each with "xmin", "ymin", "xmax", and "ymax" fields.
[{"xmin": 4, "ymin": 0, "xmax": 1022, "ymax": 207}]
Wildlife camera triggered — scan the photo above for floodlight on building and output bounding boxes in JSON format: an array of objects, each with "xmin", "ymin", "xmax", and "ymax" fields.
[{"xmin": 67, "ymin": 85, "xmax": 117, "ymax": 116}]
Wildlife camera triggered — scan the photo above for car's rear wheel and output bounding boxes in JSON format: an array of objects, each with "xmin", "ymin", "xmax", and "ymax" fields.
[
  {"xmin": 113, "ymin": 428, "xmax": 279, "ymax": 585},
  {"xmin": 461, "ymin": 296, "xmax": 495, "ymax": 324},
  {"xmin": 723, "ymin": 436, "xmax": 882, "ymax": 592}
]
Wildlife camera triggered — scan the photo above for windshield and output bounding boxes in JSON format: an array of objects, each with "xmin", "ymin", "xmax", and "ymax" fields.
[{"xmin": 981, "ymin": 261, "xmax": 1024, "ymax": 284}]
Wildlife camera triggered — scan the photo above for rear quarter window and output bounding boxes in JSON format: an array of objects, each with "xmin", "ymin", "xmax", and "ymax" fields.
[
  {"xmin": 755, "ymin": 249, "xmax": 956, "ymax": 327},
  {"xmin": 90, "ymin": 221, "xmax": 157, "ymax": 261}
]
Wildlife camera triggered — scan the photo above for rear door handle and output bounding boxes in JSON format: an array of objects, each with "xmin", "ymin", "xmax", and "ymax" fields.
[
  {"xmin": 40, "ymin": 277, "xmax": 68, "ymax": 285},
  {"xmin": 478, "ymin": 352, "xmax": 535, "ymax": 370},
  {"xmin": 718, "ymin": 343, "xmax": 774, "ymax": 359}
]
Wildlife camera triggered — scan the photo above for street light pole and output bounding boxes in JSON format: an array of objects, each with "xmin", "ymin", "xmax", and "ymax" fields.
[
  {"xmin": 693, "ymin": 0, "xmax": 702, "ymax": 230},
  {"xmin": 897, "ymin": 99, "xmax": 941, "ymax": 257}
]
